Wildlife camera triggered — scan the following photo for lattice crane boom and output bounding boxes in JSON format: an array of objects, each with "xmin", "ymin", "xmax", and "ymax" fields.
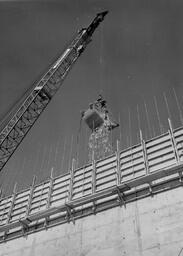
[{"xmin": 0, "ymin": 11, "xmax": 108, "ymax": 172}]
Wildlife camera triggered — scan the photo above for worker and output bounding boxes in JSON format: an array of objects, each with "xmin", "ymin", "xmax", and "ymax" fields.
[
  {"xmin": 95, "ymin": 94, "xmax": 107, "ymax": 110},
  {"xmin": 89, "ymin": 103, "xmax": 94, "ymax": 109}
]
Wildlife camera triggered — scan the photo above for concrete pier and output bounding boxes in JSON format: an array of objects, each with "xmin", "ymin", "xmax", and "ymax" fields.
[{"xmin": 1, "ymin": 186, "xmax": 183, "ymax": 256}]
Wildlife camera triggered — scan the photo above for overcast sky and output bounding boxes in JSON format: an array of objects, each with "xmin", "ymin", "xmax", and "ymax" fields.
[{"xmin": 1, "ymin": 0, "xmax": 183, "ymax": 195}]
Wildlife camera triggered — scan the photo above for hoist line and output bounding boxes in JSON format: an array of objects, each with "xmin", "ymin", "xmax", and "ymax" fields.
[{"xmin": 99, "ymin": 22, "xmax": 104, "ymax": 95}]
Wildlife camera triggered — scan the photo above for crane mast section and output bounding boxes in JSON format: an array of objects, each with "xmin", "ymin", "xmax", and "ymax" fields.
[{"xmin": 0, "ymin": 11, "xmax": 108, "ymax": 171}]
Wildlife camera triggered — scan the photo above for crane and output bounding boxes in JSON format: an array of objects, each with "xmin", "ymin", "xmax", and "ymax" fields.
[{"xmin": 0, "ymin": 11, "xmax": 108, "ymax": 172}]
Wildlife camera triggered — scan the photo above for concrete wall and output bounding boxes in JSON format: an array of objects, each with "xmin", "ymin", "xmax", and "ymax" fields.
[{"xmin": 1, "ymin": 186, "xmax": 183, "ymax": 256}]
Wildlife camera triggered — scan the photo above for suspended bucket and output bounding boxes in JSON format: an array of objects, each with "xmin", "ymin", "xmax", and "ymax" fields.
[{"xmin": 82, "ymin": 108, "xmax": 104, "ymax": 130}]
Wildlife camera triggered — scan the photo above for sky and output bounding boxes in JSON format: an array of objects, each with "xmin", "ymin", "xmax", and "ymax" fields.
[{"xmin": 1, "ymin": 0, "xmax": 183, "ymax": 195}]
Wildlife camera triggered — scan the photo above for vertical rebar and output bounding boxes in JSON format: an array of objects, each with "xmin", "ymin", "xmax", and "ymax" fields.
[
  {"xmin": 61, "ymin": 137, "xmax": 66, "ymax": 172},
  {"xmin": 168, "ymin": 118, "xmax": 180, "ymax": 163},
  {"xmin": 154, "ymin": 96, "xmax": 164, "ymax": 134},
  {"xmin": 110, "ymin": 125, "xmax": 113, "ymax": 152},
  {"xmin": 68, "ymin": 135, "xmax": 74, "ymax": 170},
  {"xmin": 128, "ymin": 108, "xmax": 132, "ymax": 147},
  {"xmin": 140, "ymin": 130, "xmax": 149, "ymax": 175},
  {"xmin": 6, "ymin": 182, "xmax": 17, "ymax": 224},
  {"xmin": 26, "ymin": 175, "xmax": 36, "ymax": 216},
  {"xmin": 116, "ymin": 140, "xmax": 121, "ymax": 185},
  {"xmin": 69, "ymin": 158, "xmax": 76, "ymax": 201},
  {"xmin": 144, "ymin": 101, "xmax": 152, "ymax": 139},
  {"xmin": 152, "ymin": 126, "xmax": 156, "ymax": 137},
  {"xmin": 0, "ymin": 189, "xmax": 2, "ymax": 199},
  {"xmin": 163, "ymin": 92, "xmax": 172, "ymax": 122},
  {"xmin": 54, "ymin": 135, "xmax": 62, "ymax": 172},
  {"xmin": 46, "ymin": 168, "xmax": 54, "ymax": 209},
  {"xmin": 76, "ymin": 114, "xmax": 82, "ymax": 168},
  {"xmin": 118, "ymin": 113, "xmax": 122, "ymax": 149},
  {"xmin": 39, "ymin": 145, "xmax": 47, "ymax": 174},
  {"xmin": 137, "ymin": 104, "xmax": 141, "ymax": 142},
  {"xmin": 46, "ymin": 145, "xmax": 53, "ymax": 172},
  {"xmin": 173, "ymin": 87, "xmax": 183, "ymax": 125},
  {"xmin": 33, "ymin": 142, "xmax": 41, "ymax": 174}
]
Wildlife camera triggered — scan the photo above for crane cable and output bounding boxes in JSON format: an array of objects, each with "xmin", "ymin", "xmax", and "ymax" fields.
[{"xmin": 99, "ymin": 22, "xmax": 104, "ymax": 95}]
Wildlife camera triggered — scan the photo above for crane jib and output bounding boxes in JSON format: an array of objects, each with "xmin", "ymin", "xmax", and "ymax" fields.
[
  {"xmin": 52, "ymin": 49, "xmax": 71, "ymax": 70},
  {"xmin": 0, "ymin": 11, "xmax": 108, "ymax": 171}
]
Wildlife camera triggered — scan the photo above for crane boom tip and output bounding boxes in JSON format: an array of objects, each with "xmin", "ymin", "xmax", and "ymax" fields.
[
  {"xmin": 85, "ymin": 10, "xmax": 109, "ymax": 37},
  {"xmin": 96, "ymin": 11, "xmax": 109, "ymax": 20},
  {"xmin": 97, "ymin": 10, "xmax": 109, "ymax": 16}
]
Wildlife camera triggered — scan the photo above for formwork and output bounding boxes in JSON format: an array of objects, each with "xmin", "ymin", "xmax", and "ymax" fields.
[{"xmin": 0, "ymin": 125, "xmax": 183, "ymax": 255}]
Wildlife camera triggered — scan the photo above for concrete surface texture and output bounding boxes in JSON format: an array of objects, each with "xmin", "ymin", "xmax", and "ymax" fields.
[{"xmin": 1, "ymin": 186, "xmax": 183, "ymax": 256}]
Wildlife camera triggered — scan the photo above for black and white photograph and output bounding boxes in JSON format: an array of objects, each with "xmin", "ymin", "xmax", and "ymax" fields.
[{"xmin": 0, "ymin": 0, "xmax": 183, "ymax": 255}]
